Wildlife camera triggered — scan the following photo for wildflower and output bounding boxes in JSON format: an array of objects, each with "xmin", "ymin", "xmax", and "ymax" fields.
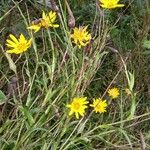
[
  {"xmin": 6, "ymin": 34, "xmax": 32, "ymax": 54},
  {"xmin": 71, "ymin": 26, "xmax": 91, "ymax": 48},
  {"xmin": 90, "ymin": 98, "xmax": 107, "ymax": 113},
  {"xmin": 99, "ymin": 0, "xmax": 124, "ymax": 9},
  {"xmin": 28, "ymin": 11, "xmax": 59, "ymax": 33},
  {"xmin": 108, "ymin": 87, "xmax": 119, "ymax": 99},
  {"xmin": 66, "ymin": 97, "xmax": 88, "ymax": 119}
]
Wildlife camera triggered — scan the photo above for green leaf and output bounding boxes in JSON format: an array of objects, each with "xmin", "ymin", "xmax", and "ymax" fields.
[
  {"xmin": 128, "ymin": 71, "xmax": 134, "ymax": 91},
  {"xmin": 0, "ymin": 90, "xmax": 7, "ymax": 105},
  {"xmin": 19, "ymin": 106, "xmax": 35, "ymax": 126}
]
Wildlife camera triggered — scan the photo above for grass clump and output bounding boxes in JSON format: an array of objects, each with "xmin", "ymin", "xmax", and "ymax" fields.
[{"xmin": 0, "ymin": 0, "xmax": 150, "ymax": 149}]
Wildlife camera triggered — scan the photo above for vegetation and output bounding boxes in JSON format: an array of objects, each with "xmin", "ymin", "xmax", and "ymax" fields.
[{"xmin": 0, "ymin": 0, "xmax": 150, "ymax": 149}]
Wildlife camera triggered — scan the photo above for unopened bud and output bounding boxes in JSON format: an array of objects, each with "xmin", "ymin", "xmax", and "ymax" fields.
[
  {"xmin": 107, "ymin": 46, "xmax": 118, "ymax": 53},
  {"xmin": 68, "ymin": 16, "xmax": 75, "ymax": 28},
  {"xmin": 50, "ymin": 0, "xmax": 59, "ymax": 12},
  {"xmin": 65, "ymin": 0, "xmax": 75, "ymax": 28}
]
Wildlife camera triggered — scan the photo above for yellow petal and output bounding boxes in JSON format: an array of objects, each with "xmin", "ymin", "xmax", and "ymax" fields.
[
  {"xmin": 27, "ymin": 39, "xmax": 32, "ymax": 47},
  {"xmin": 75, "ymin": 112, "xmax": 79, "ymax": 119},
  {"xmin": 83, "ymin": 26, "xmax": 88, "ymax": 32},
  {"xmin": 28, "ymin": 25, "xmax": 41, "ymax": 33},
  {"xmin": 79, "ymin": 112, "xmax": 84, "ymax": 117},
  {"xmin": 6, "ymin": 43, "xmax": 16, "ymax": 48},
  {"xmin": 49, "ymin": 16, "xmax": 56, "ymax": 24},
  {"xmin": 69, "ymin": 110, "xmax": 74, "ymax": 116},
  {"xmin": 9, "ymin": 34, "xmax": 19, "ymax": 44},
  {"xmin": 78, "ymin": 45, "xmax": 81, "ymax": 49},
  {"xmin": 90, "ymin": 104, "xmax": 94, "ymax": 107},
  {"xmin": 6, "ymin": 49, "xmax": 20, "ymax": 54},
  {"xmin": 19, "ymin": 34, "xmax": 26, "ymax": 43},
  {"xmin": 116, "ymin": 4, "xmax": 124, "ymax": 7},
  {"xmin": 6, "ymin": 39, "xmax": 16, "ymax": 47},
  {"xmin": 51, "ymin": 24, "xmax": 59, "ymax": 28},
  {"xmin": 66, "ymin": 104, "xmax": 71, "ymax": 108},
  {"xmin": 49, "ymin": 11, "xmax": 56, "ymax": 19},
  {"xmin": 79, "ymin": 41, "xmax": 86, "ymax": 46},
  {"xmin": 42, "ymin": 11, "xmax": 47, "ymax": 20},
  {"xmin": 100, "ymin": 0, "xmax": 105, "ymax": 3}
]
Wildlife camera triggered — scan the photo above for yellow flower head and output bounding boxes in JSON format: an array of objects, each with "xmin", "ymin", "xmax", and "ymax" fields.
[
  {"xmin": 6, "ymin": 34, "xmax": 32, "ymax": 54},
  {"xmin": 71, "ymin": 26, "xmax": 91, "ymax": 48},
  {"xmin": 28, "ymin": 11, "xmax": 59, "ymax": 33},
  {"xmin": 66, "ymin": 97, "xmax": 89, "ymax": 119},
  {"xmin": 99, "ymin": 0, "xmax": 124, "ymax": 9},
  {"xmin": 108, "ymin": 87, "xmax": 119, "ymax": 99},
  {"xmin": 90, "ymin": 98, "xmax": 107, "ymax": 113}
]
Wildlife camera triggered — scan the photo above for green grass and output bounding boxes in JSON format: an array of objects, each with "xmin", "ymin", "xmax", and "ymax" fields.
[{"xmin": 0, "ymin": 0, "xmax": 150, "ymax": 149}]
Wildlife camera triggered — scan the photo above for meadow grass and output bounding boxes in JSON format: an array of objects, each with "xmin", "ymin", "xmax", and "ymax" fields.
[{"xmin": 0, "ymin": 0, "xmax": 150, "ymax": 149}]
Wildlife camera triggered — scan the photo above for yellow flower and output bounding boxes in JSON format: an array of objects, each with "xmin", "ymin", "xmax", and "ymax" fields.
[
  {"xmin": 28, "ymin": 11, "xmax": 59, "ymax": 33},
  {"xmin": 90, "ymin": 98, "xmax": 107, "ymax": 113},
  {"xmin": 108, "ymin": 87, "xmax": 119, "ymax": 99},
  {"xmin": 99, "ymin": 0, "xmax": 124, "ymax": 9},
  {"xmin": 6, "ymin": 34, "xmax": 32, "ymax": 54},
  {"xmin": 71, "ymin": 26, "xmax": 91, "ymax": 48},
  {"xmin": 66, "ymin": 97, "xmax": 89, "ymax": 119}
]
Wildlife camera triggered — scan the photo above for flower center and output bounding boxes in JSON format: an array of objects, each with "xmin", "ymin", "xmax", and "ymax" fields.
[
  {"xmin": 96, "ymin": 104, "xmax": 101, "ymax": 109},
  {"xmin": 75, "ymin": 32, "xmax": 82, "ymax": 40},
  {"xmin": 17, "ymin": 43, "xmax": 27, "ymax": 51},
  {"xmin": 73, "ymin": 102, "xmax": 80, "ymax": 110},
  {"xmin": 107, "ymin": 2, "xmax": 115, "ymax": 7},
  {"xmin": 41, "ymin": 19, "xmax": 49, "ymax": 28}
]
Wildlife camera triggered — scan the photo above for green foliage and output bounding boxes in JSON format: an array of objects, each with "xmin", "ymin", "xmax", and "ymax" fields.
[
  {"xmin": 0, "ymin": 90, "xmax": 6, "ymax": 105},
  {"xmin": 0, "ymin": 0, "xmax": 150, "ymax": 149}
]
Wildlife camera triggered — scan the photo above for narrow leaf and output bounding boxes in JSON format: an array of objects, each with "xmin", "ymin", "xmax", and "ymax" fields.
[
  {"xmin": 0, "ymin": 90, "xmax": 7, "ymax": 105},
  {"xmin": 19, "ymin": 106, "xmax": 35, "ymax": 126}
]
